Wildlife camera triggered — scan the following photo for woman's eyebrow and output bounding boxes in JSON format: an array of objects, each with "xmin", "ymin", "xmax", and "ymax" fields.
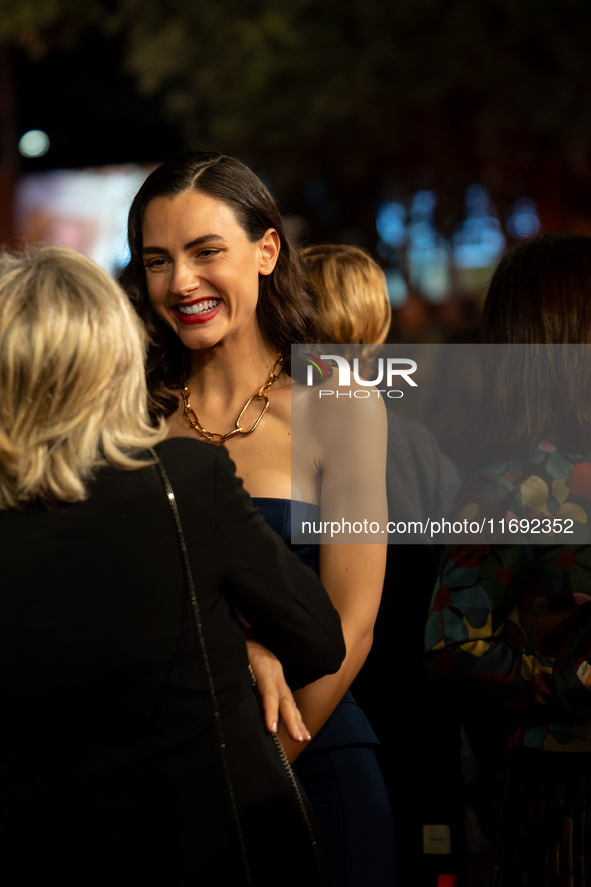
[
  {"xmin": 184, "ymin": 234, "xmax": 225, "ymax": 251},
  {"xmin": 142, "ymin": 234, "xmax": 225, "ymax": 256}
]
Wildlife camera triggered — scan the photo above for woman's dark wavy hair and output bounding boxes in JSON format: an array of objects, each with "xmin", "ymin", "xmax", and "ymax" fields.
[
  {"xmin": 459, "ymin": 232, "xmax": 591, "ymax": 472},
  {"xmin": 119, "ymin": 151, "xmax": 317, "ymax": 418}
]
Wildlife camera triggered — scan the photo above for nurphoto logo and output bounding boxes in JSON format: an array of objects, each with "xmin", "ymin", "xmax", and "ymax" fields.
[{"xmin": 305, "ymin": 353, "xmax": 418, "ymax": 398}]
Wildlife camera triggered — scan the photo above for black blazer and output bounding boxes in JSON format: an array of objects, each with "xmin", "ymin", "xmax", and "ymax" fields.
[{"xmin": 0, "ymin": 437, "xmax": 344, "ymax": 885}]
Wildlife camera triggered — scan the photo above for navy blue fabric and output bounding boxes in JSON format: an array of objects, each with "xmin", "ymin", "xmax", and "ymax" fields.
[
  {"xmin": 252, "ymin": 497, "xmax": 395, "ymax": 886},
  {"xmin": 295, "ymin": 746, "xmax": 396, "ymax": 887}
]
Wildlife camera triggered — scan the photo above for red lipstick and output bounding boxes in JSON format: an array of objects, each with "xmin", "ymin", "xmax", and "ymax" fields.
[{"xmin": 173, "ymin": 298, "xmax": 221, "ymax": 325}]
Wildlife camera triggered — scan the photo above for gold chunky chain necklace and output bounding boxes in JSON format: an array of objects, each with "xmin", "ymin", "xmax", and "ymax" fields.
[{"xmin": 181, "ymin": 355, "xmax": 283, "ymax": 444}]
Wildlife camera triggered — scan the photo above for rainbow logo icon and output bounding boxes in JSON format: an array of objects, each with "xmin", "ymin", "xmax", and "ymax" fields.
[{"xmin": 303, "ymin": 353, "xmax": 329, "ymax": 379}]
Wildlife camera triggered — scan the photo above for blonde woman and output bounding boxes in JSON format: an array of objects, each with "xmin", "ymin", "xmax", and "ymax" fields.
[
  {"xmin": 300, "ymin": 243, "xmax": 391, "ymax": 358},
  {"xmin": 0, "ymin": 246, "xmax": 344, "ymax": 886},
  {"xmin": 300, "ymin": 242, "xmax": 444, "ymax": 524}
]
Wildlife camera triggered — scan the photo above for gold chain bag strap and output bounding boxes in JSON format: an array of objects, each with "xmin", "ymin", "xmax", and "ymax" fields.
[{"xmin": 150, "ymin": 449, "xmax": 253, "ymax": 886}]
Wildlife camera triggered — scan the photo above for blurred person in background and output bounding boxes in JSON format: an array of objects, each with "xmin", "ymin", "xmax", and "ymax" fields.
[
  {"xmin": 426, "ymin": 233, "xmax": 591, "ymax": 886},
  {"xmin": 300, "ymin": 243, "xmax": 445, "ymax": 525},
  {"xmin": 300, "ymin": 243, "xmax": 457, "ymax": 884}
]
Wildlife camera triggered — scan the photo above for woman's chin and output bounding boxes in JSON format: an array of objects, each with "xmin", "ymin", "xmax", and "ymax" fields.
[{"xmin": 175, "ymin": 319, "xmax": 226, "ymax": 351}]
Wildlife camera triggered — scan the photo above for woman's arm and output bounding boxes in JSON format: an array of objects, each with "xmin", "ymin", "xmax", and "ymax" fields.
[
  {"xmin": 278, "ymin": 389, "xmax": 388, "ymax": 761},
  {"xmin": 278, "ymin": 540, "xmax": 386, "ymax": 761}
]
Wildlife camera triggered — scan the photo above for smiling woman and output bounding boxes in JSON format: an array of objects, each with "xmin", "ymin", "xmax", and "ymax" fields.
[
  {"xmin": 141, "ymin": 190, "xmax": 279, "ymax": 355},
  {"xmin": 120, "ymin": 153, "xmax": 312, "ymax": 424},
  {"xmin": 120, "ymin": 151, "xmax": 395, "ymax": 887}
]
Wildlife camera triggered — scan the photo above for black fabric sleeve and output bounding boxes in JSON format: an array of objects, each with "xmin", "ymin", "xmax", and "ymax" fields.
[
  {"xmin": 210, "ymin": 446, "xmax": 345, "ymax": 686},
  {"xmin": 157, "ymin": 438, "xmax": 345, "ymax": 688}
]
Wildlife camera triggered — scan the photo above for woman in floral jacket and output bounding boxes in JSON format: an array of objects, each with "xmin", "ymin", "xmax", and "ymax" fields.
[{"xmin": 425, "ymin": 233, "xmax": 591, "ymax": 887}]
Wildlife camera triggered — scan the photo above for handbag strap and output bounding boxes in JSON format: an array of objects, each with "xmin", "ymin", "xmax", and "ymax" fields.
[{"xmin": 150, "ymin": 449, "xmax": 252, "ymax": 885}]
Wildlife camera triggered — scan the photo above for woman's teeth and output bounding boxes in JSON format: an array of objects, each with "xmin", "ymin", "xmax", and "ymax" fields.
[{"xmin": 177, "ymin": 299, "xmax": 220, "ymax": 316}]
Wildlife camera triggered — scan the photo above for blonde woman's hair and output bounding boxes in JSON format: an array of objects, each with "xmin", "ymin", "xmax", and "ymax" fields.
[
  {"xmin": 300, "ymin": 244, "xmax": 391, "ymax": 346},
  {"xmin": 0, "ymin": 246, "xmax": 165, "ymax": 509}
]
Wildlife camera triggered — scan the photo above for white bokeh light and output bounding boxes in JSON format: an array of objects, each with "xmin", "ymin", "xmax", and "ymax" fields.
[{"xmin": 18, "ymin": 130, "xmax": 50, "ymax": 158}]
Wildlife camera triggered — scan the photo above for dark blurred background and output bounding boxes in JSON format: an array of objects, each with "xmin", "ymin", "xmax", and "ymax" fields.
[
  {"xmin": 3, "ymin": 3, "xmax": 591, "ymax": 885},
  {"xmin": 3, "ymin": 0, "xmax": 591, "ymax": 344}
]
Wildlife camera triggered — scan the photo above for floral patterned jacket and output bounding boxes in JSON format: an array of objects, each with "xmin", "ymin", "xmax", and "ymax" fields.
[{"xmin": 425, "ymin": 440, "xmax": 591, "ymax": 750}]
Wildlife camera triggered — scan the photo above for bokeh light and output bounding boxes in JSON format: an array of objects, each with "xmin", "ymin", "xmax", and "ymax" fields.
[{"xmin": 18, "ymin": 130, "xmax": 50, "ymax": 158}]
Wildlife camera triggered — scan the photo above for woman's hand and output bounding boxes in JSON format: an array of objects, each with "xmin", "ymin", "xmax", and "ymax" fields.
[{"xmin": 246, "ymin": 636, "xmax": 312, "ymax": 744}]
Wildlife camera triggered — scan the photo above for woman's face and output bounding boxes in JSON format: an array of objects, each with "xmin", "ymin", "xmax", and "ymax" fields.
[{"xmin": 141, "ymin": 189, "xmax": 279, "ymax": 352}]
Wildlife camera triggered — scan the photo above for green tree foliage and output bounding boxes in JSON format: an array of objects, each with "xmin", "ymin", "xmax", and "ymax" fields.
[{"xmin": 3, "ymin": 0, "xmax": 591, "ymax": 228}]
